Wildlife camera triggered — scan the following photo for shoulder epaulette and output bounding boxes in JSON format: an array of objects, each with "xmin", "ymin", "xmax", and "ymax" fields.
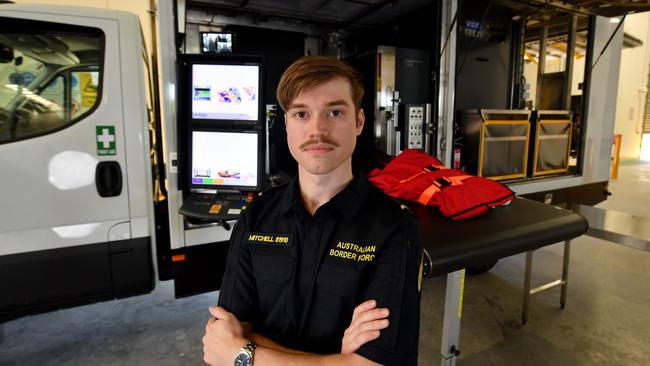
[
  {"xmin": 247, "ymin": 182, "xmax": 290, "ymax": 206},
  {"xmin": 400, "ymin": 203, "xmax": 415, "ymax": 215},
  {"xmin": 261, "ymin": 181, "xmax": 289, "ymax": 196},
  {"xmin": 397, "ymin": 201, "xmax": 417, "ymax": 219}
]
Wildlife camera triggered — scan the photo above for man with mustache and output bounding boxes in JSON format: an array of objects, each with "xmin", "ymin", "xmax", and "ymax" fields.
[{"xmin": 203, "ymin": 56, "xmax": 423, "ymax": 366}]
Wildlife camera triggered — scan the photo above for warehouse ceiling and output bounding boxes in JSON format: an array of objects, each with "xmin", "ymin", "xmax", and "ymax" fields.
[
  {"xmin": 507, "ymin": 0, "xmax": 650, "ymax": 18},
  {"xmin": 187, "ymin": 0, "xmax": 431, "ymax": 29},
  {"xmin": 188, "ymin": 0, "xmax": 650, "ymax": 28}
]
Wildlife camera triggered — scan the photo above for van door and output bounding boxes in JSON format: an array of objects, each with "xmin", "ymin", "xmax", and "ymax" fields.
[{"xmin": 0, "ymin": 7, "xmax": 153, "ymax": 321}]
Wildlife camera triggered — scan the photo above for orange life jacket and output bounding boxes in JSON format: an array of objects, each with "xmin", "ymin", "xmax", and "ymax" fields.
[{"xmin": 368, "ymin": 149, "xmax": 515, "ymax": 220}]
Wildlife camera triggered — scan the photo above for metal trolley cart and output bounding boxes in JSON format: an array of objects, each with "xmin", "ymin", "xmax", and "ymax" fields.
[
  {"xmin": 529, "ymin": 110, "xmax": 573, "ymax": 177},
  {"xmin": 459, "ymin": 109, "xmax": 531, "ymax": 181}
]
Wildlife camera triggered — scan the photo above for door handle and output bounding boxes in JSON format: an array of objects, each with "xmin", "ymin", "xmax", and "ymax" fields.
[{"xmin": 96, "ymin": 161, "xmax": 122, "ymax": 197}]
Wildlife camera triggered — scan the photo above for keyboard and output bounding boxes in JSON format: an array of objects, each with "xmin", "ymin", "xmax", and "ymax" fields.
[{"xmin": 179, "ymin": 192, "xmax": 249, "ymax": 221}]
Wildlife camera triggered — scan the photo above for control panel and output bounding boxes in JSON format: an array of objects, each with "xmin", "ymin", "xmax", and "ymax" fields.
[{"xmin": 404, "ymin": 105, "xmax": 425, "ymax": 149}]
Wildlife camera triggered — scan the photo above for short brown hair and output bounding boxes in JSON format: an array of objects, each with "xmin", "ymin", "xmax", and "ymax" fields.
[{"xmin": 276, "ymin": 55, "xmax": 364, "ymax": 112}]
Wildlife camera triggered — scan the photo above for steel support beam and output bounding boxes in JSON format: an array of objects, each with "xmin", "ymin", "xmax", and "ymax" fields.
[
  {"xmin": 535, "ymin": 19, "xmax": 548, "ymax": 109},
  {"xmin": 564, "ymin": 15, "xmax": 578, "ymax": 110},
  {"xmin": 437, "ymin": 0, "xmax": 457, "ymax": 165},
  {"xmin": 440, "ymin": 269, "xmax": 465, "ymax": 366}
]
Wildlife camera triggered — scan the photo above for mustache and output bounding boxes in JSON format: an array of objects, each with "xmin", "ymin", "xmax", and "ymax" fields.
[{"xmin": 300, "ymin": 138, "xmax": 340, "ymax": 149}]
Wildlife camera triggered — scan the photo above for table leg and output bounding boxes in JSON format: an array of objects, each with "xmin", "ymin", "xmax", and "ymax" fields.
[
  {"xmin": 440, "ymin": 269, "xmax": 465, "ymax": 366},
  {"xmin": 522, "ymin": 250, "xmax": 534, "ymax": 324},
  {"xmin": 560, "ymin": 240, "xmax": 571, "ymax": 308}
]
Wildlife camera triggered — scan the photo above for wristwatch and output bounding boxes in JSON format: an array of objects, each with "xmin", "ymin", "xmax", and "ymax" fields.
[{"xmin": 234, "ymin": 341, "xmax": 258, "ymax": 366}]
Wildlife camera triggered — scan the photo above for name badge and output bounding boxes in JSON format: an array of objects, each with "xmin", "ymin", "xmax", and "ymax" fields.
[
  {"xmin": 327, "ymin": 241, "xmax": 376, "ymax": 263},
  {"xmin": 245, "ymin": 232, "xmax": 293, "ymax": 247}
]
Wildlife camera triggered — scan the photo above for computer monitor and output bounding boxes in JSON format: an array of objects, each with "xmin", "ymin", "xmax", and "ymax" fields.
[
  {"xmin": 189, "ymin": 129, "xmax": 262, "ymax": 192},
  {"xmin": 201, "ymin": 32, "xmax": 234, "ymax": 53},
  {"xmin": 190, "ymin": 62, "xmax": 260, "ymax": 122}
]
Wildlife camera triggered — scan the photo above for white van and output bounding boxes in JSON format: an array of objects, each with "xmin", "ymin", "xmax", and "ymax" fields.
[{"xmin": 0, "ymin": 5, "xmax": 156, "ymax": 321}]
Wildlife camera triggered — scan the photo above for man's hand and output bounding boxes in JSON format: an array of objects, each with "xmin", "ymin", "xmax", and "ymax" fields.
[
  {"xmin": 341, "ymin": 300, "xmax": 390, "ymax": 354},
  {"xmin": 203, "ymin": 306, "xmax": 249, "ymax": 366}
]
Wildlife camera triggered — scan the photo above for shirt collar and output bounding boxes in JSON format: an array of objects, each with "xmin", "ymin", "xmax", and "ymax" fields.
[
  {"xmin": 279, "ymin": 175, "xmax": 369, "ymax": 220},
  {"xmin": 330, "ymin": 175, "xmax": 368, "ymax": 220},
  {"xmin": 279, "ymin": 176, "xmax": 301, "ymax": 216}
]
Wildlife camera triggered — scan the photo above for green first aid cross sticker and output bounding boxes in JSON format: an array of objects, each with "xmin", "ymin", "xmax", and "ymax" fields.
[{"xmin": 96, "ymin": 126, "xmax": 116, "ymax": 156}]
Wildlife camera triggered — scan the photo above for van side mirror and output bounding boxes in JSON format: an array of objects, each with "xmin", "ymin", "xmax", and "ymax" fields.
[{"xmin": 0, "ymin": 44, "xmax": 14, "ymax": 63}]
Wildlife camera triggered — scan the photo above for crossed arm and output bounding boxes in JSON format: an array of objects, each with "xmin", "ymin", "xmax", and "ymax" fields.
[{"xmin": 202, "ymin": 299, "xmax": 390, "ymax": 366}]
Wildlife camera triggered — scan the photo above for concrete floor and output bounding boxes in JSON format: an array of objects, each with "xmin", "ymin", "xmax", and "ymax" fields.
[{"xmin": 1, "ymin": 162, "xmax": 649, "ymax": 366}]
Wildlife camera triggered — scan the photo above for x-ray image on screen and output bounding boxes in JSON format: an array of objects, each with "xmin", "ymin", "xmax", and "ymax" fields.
[
  {"xmin": 190, "ymin": 130, "xmax": 259, "ymax": 189},
  {"xmin": 191, "ymin": 64, "xmax": 259, "ymax": 121}
]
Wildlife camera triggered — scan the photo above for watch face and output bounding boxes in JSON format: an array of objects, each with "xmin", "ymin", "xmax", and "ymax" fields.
[{"xmin": 234, "ymin": 353, "xmax": 251, "ymax": 366}]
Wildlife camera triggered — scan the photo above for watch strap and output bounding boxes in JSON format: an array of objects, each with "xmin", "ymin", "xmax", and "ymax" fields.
[
  {"xmin": 243, "ymin": 341, "xmax": 258, "ymax": 353},
  {"xmin": 235, "ymin": 341, "xmax": 257, "ymax": 366}
]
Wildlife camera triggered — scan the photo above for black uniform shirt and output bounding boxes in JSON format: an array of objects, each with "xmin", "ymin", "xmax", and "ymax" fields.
[{"xmin": 218, "ymin": 175, "xmax": 423, "ymax": 366}]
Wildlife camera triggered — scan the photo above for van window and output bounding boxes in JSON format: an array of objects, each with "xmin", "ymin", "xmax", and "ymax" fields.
[{"xmin": 0, "ymin": 18, "xmax": 104, "ymax": 144}]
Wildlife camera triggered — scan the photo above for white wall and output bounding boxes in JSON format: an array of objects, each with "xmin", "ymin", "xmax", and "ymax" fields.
[
  {"xmin": 615, "ymin": 13, "xmax": 650, "ymax": 159},
  {"xmin": 523, "ymin": 59, "xmax": 537, "ymax": 108},
  {"xmin": 571, "ymin": 56, "xmax": 586, "ymax": 96}
]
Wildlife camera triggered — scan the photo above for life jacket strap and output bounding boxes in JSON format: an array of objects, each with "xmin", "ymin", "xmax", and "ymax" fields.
[
  {"xmin": 424, "ymin": 164, "xmax": 447, "ymax": 172},
  {"xmin": 399, "ymin": 163, "xmax": 448, "ymax": 184},
  {"xmin": 399, "ymin": 171, "xmax": 426, "ymax": 184},
  {"xmin": 418, "ymin": 175, "xmax": 473, "ymax": 205}
]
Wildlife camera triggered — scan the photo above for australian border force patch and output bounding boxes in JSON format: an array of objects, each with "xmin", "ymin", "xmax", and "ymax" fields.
[{"xmin": 245, "ymin": 232, "xmax": 293, "ymax": 247}]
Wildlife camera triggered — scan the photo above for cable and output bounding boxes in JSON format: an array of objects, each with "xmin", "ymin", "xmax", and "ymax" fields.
[{"xmin": 587, "ymin": 14, "xmax": 627, "ymax": 76}]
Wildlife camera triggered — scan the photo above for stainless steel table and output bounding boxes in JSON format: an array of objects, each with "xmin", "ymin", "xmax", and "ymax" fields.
[{"xmin": 567, "ymin": 203, "xmax": 650, "ymax": 252}]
